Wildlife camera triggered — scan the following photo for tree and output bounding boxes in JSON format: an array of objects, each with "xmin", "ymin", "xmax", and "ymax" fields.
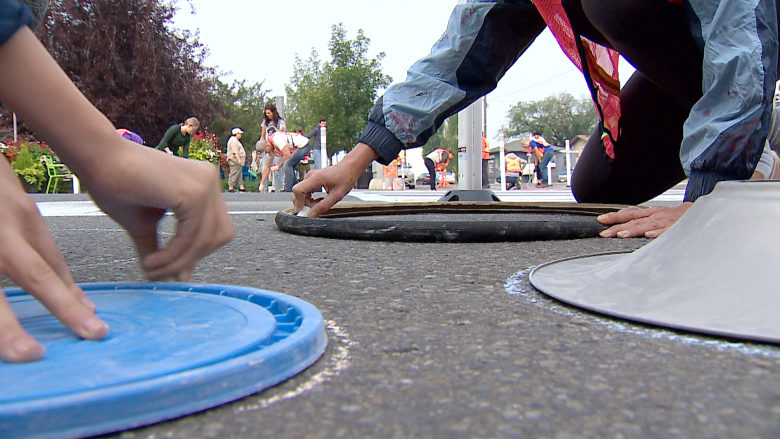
[
  {"xmin": 286, "ymin": 49, "xmax": 326, "ymax": 137},
  {"xmin": 24, "ymin": 0, "xmax": 224, "ymax": 145},
  {"xmin": 211, "ymin": 79, "xmax": 272, "ymax": 151},
  {"xmin": 423, "ymin": 115, "xmax": 459, "ymax": 175},
  {"xmin": 285, "ymin": 24, "xmax": 391, "ymax": 156},
  {"xmin": 502, "ymin": 92, "xmax": 598, "ymax": 146}
]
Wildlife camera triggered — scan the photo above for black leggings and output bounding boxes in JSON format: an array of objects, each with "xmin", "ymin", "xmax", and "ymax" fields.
[
  {"xmin": 424, "ymin": 158, "xmax": 437, "ymax": 190},
  {"xmin": 563, "ymin": 0, "xmax": 704, "ymax": 204}
]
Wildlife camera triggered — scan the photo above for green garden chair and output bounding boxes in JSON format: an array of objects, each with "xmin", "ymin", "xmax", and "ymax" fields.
[{"xmin": 42, "ymin": 155, "xmax": 74, "ymax": 194}]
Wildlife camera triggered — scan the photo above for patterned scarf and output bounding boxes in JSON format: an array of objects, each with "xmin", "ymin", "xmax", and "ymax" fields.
[{"xmin": 533, "ymin": 0, "xmax": 622, "ymax": 159}]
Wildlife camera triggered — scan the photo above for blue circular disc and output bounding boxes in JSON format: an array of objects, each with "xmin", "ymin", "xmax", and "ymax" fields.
[{"xmin": 0, "ymin": 283, "xmax": 327, "ymax": 439}]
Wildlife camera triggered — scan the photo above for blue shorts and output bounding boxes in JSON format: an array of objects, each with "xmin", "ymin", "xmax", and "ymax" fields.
[{"xmin": 0, "ymin": 0, "xmax": 32, "ymax": 47}]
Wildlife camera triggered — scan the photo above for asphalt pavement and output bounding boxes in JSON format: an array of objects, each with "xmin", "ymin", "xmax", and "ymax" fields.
[{"xmin": 20, "ymin": 184, "xmax": 780, "ymax": 438}]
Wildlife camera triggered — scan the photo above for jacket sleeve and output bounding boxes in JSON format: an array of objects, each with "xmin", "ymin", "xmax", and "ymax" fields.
[
  {"xmin": 226, "ymin": 138, "xmax": 237, "ymax": 161},
  {"xmin": 681, "ymin": 0, "xmax": 778, "ymax": 201},
  {"xmin": 357, "ymin": 0, "xmax": 547, "ymax": 165},
  {"xmin": 182, "ymin": 136, "xmax": 191, "ymax": 159},
  {"xmin": 156, "ymin": 125, "xmax": 177, "ymax": 150}
]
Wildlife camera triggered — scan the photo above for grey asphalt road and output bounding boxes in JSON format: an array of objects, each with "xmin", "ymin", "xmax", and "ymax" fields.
[{"xmin": 18, "ymin": 190, "xmax": 780, "ymax": 438}]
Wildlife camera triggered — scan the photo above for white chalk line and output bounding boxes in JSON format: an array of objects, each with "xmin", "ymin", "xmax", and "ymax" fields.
[
  {"xmin": 232, "ymin": 319, "xmax": 355, "ymax": 413},
  {"xmin": 506, "ymin": 268, "xmax": 780, "ymax": 359}
]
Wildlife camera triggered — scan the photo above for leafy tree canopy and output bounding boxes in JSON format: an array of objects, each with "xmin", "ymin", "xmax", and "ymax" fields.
[
  {"xmin": 211, "ymin": 79, "xmax": 272, "ymax": 151},
  {"xmin": 502, "ymin": 92, "xmax": 597, "ymax": 146},
  {"xmin": 285, "ymin": 23, "xmax": 391, "ymax": 155},
  {"xmin": 423, "ymin": 115, "xmax": 459, "ymax": 174},
  {"xmin": 29, "ymin": 0, "xmax": 224, "ymax": 145}
]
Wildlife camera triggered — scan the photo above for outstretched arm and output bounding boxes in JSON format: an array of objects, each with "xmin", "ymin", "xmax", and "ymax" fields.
[
  {"xmin": 294, "ymin": 1, "xmax": 546, "ymax": 215},
  {"xmin": 157, "ymin": 126, "xmax": 177, "ymax": 154},
  {"xmin": 271, "ymin": 147, "xmax": 292, "ymax": 171},
  {"xmin": 0, "ymin": 27, "xmax": 234, "ymax": 362}
]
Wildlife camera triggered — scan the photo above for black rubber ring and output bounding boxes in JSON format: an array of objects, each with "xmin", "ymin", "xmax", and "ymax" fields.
[{"xmin": 275, "ymin": 202, "xmax": 629, "ymax": 242}]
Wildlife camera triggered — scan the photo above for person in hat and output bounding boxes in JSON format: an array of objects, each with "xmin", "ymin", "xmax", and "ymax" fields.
[
  {"xmin": 226, "ymin": 127, "xmax": 247, "ymax": 192},
  {"xmin": 531, "ymin": 131, "xmax": 554, "ymax": 188},
  {"xmin": 423, "ymin": 148, "xmax": 455, "ymax": 191},
  {"xmin": 283, "ymin": 126, "xmax": 316, "ymax": 192}
]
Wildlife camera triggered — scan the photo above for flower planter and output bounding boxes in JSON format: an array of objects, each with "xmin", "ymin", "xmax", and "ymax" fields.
[{"xmin": 18, "ymin": 176, "xmax": 39, "ymax": 193}]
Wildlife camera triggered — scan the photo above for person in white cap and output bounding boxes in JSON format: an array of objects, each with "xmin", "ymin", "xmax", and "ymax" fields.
[{"xmin": 226, "ymin": 127, "xmax": 246, "ymax": 192}]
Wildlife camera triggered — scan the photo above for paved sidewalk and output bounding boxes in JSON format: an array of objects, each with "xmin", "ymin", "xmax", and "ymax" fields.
[{"xmin": 24, "ymin": 184, "xmax": 780, "ymax": 439}]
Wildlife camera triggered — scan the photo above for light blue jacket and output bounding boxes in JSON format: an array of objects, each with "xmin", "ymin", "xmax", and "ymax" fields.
[
  {"xmin": 681, "ymin": 0, "xmax": 777, "ymax": 200},
  {"xmin": 357, "ymin": 0, "xmax": 778, "ymax": 202}
]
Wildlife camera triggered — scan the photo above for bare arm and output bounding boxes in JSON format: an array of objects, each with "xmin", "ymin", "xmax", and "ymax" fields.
[{"xmin": 0, "ymin": 28, "xmax": 234, "ymax": 362}]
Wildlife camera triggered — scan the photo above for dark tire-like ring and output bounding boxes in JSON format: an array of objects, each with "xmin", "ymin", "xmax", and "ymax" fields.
[{"xmin": 275, "ymin": 202, "xmax": 630, "ymax": 242}]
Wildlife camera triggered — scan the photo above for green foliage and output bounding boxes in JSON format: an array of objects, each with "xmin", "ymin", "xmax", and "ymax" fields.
[
  {"xmin": 188, "ymin": 130, "xmax": 221, "ymax": 165},
  {"xmin": 7, "ymin": 141, "xmax": 51, "ymax": 189},
  {"xmin": 285, "ymin": 23, "xmax": 392, "ymax": 156},
  {"xmin": 502, "ymin": 92, "xmax": 598, "ymax": 146},
  {"xmin": 12, "ymin": 148, "xmax": 44, "ymax": 186},
  {"xmin": 423, "ymin": 115, "xmax": 459, "ymax": 175},
  {"xmin": 32, "ymin": 0, "xmax": 224, "ymax": 146},
  {"xmin": 212, "ymin": 79, "xmax": 271, "ymax": 148}
]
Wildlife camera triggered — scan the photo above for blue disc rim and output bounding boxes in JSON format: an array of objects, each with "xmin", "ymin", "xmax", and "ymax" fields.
[{"xmin": 0, "ymin": 282, "xmax": 328, "ymax": 439}]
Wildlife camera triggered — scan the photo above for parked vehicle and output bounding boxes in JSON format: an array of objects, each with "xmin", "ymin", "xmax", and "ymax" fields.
[
  {"xmin": 416, "ymin": 172, "xmax": 456, "ymax": 187},
  {"xmin": 398, "ymin": 165, "xmax": 415, "ymax": 189},
  {"xmin": 416, "ymin": 172, "xmax": 431, "ymax": 187}
]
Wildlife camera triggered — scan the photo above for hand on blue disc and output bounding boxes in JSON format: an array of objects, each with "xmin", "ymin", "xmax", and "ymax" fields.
[{"xmin": 0, "ymin": 161, "xmax": 109, "ymax": 363}]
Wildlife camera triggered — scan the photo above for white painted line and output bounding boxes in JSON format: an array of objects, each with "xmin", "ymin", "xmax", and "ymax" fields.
[
  {"xmin": 37, "ymin": 201, "xmax": 104, "ymax": 217},
  {"xmin": 347, "ymin": 189, "xmax": 685, "ymax": 204},
  {"xmin": 229, "ymin": 211, "xmax": 279, "ymax": 215},
  {"xmin": 35, "ymin": 188, "xmax": 684, "ymax": 217},
  {"xmin": 36, "ymin": 201, "xmax": 280, "ymax": 217}
]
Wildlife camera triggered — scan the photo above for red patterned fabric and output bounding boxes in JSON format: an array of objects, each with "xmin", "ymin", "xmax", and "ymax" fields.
[{"xmin": 533, "ymin": 0, "xmax": 621, "ymax": 158}]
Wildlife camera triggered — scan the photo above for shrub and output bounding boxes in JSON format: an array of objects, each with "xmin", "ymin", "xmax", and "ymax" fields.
[
  {"xmin": 3, "ymin": 139, "xmax": 53, "ymax": 190},
  {"xmin": 188, "ymin": 130, "xmax": 221, "ymax": 166}
]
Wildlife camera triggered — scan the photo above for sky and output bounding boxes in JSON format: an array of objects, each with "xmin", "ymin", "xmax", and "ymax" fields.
[{"xmin": 173, "ymin": 0, "xmax": 634, "ymax": 145}]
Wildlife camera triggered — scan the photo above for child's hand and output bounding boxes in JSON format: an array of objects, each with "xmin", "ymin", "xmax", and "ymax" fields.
[
  {"xmin": 0, "ymin": 27, "xmax": 234, "ymax": 363},
  {"xmin": 87, "ymin": 142, "xmax": 235, "ymax": 281},
  {"xmin": 0, "ymin": 159, "xmax": 108, "ymax": 363}
]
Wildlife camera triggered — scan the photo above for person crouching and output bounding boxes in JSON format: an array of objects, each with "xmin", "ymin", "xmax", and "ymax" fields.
[{"xmin": 259, "ymin": 128, "xmax": 309, "ymax": 192}]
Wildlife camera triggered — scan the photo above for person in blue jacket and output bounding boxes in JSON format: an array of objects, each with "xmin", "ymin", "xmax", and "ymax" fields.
[
  {"xmin": 294, "ymin": 0, "xmax": 779, "ymax": 240},
  {"xmin": 0, "ymin": 0, "xmax": 234, "ymax": 363}
]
